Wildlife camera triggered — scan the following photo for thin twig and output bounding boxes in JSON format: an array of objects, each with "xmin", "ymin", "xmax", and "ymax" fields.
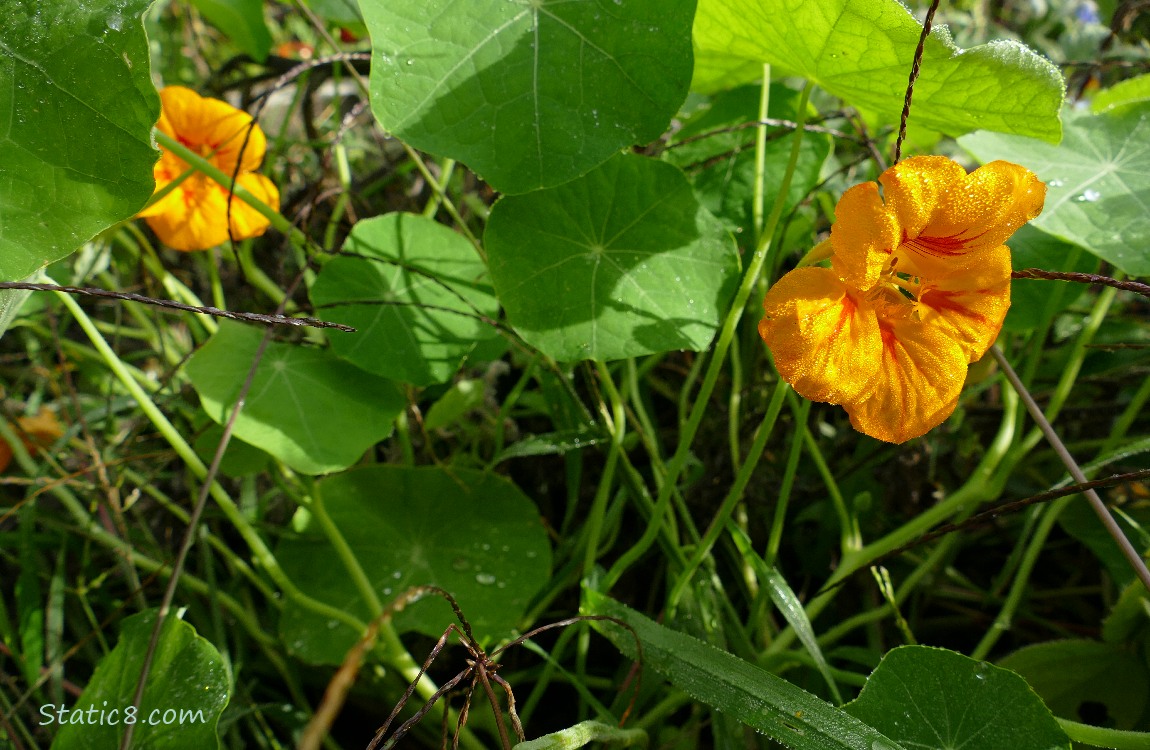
[
  {"xmin": 1012, "ymin": 268, "xmax": 1150, "ymax": 299},
  {"xmin": 990, "ymin": 345, "xmax": 1150, "ymax": 593},
  {"xmin": 120, "ymin": 262, "xmax": 316, "ymax": 749},
  {"xmin": 893, "ymin": 0, "xmax": 942, "ymax": 163},
  {"xmin": 0, "ymin": 282, "xmax": 354, "ymax": 331}
]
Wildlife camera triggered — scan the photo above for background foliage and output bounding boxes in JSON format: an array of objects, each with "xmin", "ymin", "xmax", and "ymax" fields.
[{"xmin": 1, "ymin": 0, "xmax": 1148, "ymax": 748}]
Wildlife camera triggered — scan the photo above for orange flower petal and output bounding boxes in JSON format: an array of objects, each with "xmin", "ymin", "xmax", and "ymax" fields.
[
  {"xmin": 883, "ymin": 157, "xmax": 1045, "ymax": 279},
  {"xmin": 143, "ymin": 174, "xmax": 278, "ymax": 252},
  {"xmin": 916, "ymin": 244, "xmax": 1012, "ymax": 362},
  {"xmin": 759, "ymin": 267, "xmax": 881, "ymax": 405},
  {"xmin": 158, "ymin": 86, "xmax": 267, "ymax": 174},
  {"xmin": 830, "ymin": 182, "xmax": 901, "ymax": 290},
  {"xmin": 843, "ymin": 311, "xmax": 968, "ymax": 443}
]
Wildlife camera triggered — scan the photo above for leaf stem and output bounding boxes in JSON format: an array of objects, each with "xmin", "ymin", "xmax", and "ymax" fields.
[
  {"xmin": 990, "ymin": 345, "xmax": 1150, "ymax": 593},
  {"xmin": 601, "ymin": 79, "xmax": 815, "ymax": 591}
]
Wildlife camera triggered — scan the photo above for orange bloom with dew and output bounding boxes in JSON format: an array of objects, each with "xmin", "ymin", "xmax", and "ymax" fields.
[
  {"xmin": 759, "ymin": 156, "xmax": 1045, "ymax": 443},
  {"xmin": 138, "ymin": 86, "xmax": 279, "ymax": 252}
]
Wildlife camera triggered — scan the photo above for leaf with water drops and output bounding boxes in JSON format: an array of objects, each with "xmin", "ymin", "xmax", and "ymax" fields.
[
  {"xmin": 0, "ymin": 0, "xmax": 159, "ymax": 281},
  {"xmin": 692, "ymin": 0, "xmax": 1063, "ymax": 141},
  {"xmin": 485, "ymin": 153, "xmax": 740, "ymax": 362},
  {"xmin": 360, "ymin": 0, "xmax": 695, "ymax": 194},
  {"xmin": 844, "ymin": 646, "xmax": 1070, "ymax": 750},
  {"xmin": 960, "ymin": 105, "xmax": 1150, "ymax": 276},
  {"xmin": 50, "ymin": 611, "xmax": 229, "ymax": 750},
  {"xmin": 277, "ymin": 465, "xmax": 551, "ymax": 665}
]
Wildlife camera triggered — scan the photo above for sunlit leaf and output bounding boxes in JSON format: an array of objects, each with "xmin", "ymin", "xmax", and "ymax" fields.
[
  {"xmin": 692, "ymin": 0, "xmax": 1063, "ymax": 141},
  {"xmin": 50, "ymin": 611, "xmax": 229, "ymax": 750},
  {"xmin": 185, "ymin": 322, "xmax": 405, "ymax": 475},
  {"xmin": 961, "ymin": 105, "xmax": 1150, "ymax": 276},
  {"xmin": 362, "ymin": 0, "xmax": 695, "ymax": 194},
  {"xmin": 1092, "ymin": 72, "xmax": 1150, "ymax": 113},
  {"xmin": 0, "ymin": 0, "xmax": 159, "ymax": 281},
  {"xmin": 310, "ymin": 213, "xmax": 499, "ymax": 386},
  {"xmin": 844, "ymin": 646, "xmax": 1070, "ymax": 750},
  {"xmin": 277, "ymin": 465, "xmax": 552, "ymax": 664},
  {"xmin": 485, "ymin": 153, "xmax": 739, "ymax": 361}
]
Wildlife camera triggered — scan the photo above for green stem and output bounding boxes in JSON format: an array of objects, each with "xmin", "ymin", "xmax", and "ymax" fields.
[
  {"xmin": 767, "ymin": 382, "xmax": 1020, "ymax": 654},
  {"xmin": 765, "ymin": 398, "xmax": 810, "ymax": 568},
  {"xmin": 667, "ymin": 379, "xmax": 788, "ymax": 611},
  {"xmin": 153, "ymin": 129, "xmax": 308, "ymax": 250},
  {"xmin": 583, "ymin": 362, "xmax": 626, "ymax": 577},
  {"xmin": 991, "ymin": 345, "xmax": 1150, "ymax": 592},
  {"xmin": 971, "ymin": 496, "xmax": 1070, "ymax": 660},
  {"xmin": 1057, "ymin": 719, "xmax": 1150, "ymax": 749},
  {"xmin": 601, "ymin": 79, "xmax": 814, "ymax": 591},
  {"xmin": 50, "ymin": 276, "xmax": 362, "ymax": 633}
]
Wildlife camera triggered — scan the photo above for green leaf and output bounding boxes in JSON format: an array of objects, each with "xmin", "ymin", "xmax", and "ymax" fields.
[
  {"xmin": 485, "ymin": 153, "xmax": 740, "ymax": 361},
  {"xmin": 1058, "ymin": 497, "xmax": 1150, "ymax": 588},
  {"xmin": 1002, "ymin": 225, "xmax": 1096, "ymax": 333},
  {"xmin": 50, "ymin": 611, "xmax": 229, "ymax": 750},
  {"xmin": 582, "ymin": 590, "xmax": 907, "ymax": 750},
  {"xmin": 423, "ymin": 379, "xmax": 486, "ymax": 432},
  {"xmin": 0, "ymin": 0, "xmax": 159, "ymax": 281},
  {"xmin": 666, "ymin": 84, "xmax": 832, "ymax": 241},
  {"xmin": 277, "ymin": 465, "xmax": 551, "ymax": 664},
  {"xmin": 362, "ymin": 0, "xmax": 695, "ymax": 194},
  {"xmin": 304, "ymin": 0, "xmax": 363, "ymax": 25},
  {"xmin": 1093, "ymin": 73, "xmax": 1150, "ymax": 113},
  {"xmin": 692, "ymin": 0, "xmax": 1063, "ymax": 141},
  {"xmin": 185, "ymin": 321, "xmax": 405, "ymax": 475},
  {"xmin": 192, "ymin": 423, "xmax": 271, "ymax": 479},
  {"xmin": 310, "ymin": 213, "xmax": 499, "ymax": 386},
  {"xmin": 495, "ymin": 427, "xmax": 604, "ymax": 461},
  {"xmin": 960, "ymin": 106, "xmax": 1150, "ymax": 276},
  {"xmin": 843, "ymin": 646, "xmax": 1071, "ymax": 750},
  {"xmin": 999, "ymin": 640, "xmax": 1150, "ymax": 729},
  {"xmin": 189, "ymin": 0, "xmax": 273, "ymax": 62}
]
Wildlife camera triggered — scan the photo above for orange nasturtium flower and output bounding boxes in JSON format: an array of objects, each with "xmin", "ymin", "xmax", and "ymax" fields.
[
  {"xmin": 759, "ymin": 156, "xmax": 1046, "ymax": 443},
  {"xmin": 138, "ymin": 86, "xmax": 279, "ymax": 252}
]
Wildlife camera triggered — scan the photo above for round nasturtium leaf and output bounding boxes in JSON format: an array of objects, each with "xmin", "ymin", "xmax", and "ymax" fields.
[
  {"xmin": 844, "ymin": 646, "xmax": 1071, "ymax": 750},
  {"xmin": 999, "ymin": 639, "xmax": 1150, "ymax": 730},
  {"xmin": 185, "ymin": 321, "xmax": 405, "ymax": 475},
  {"xmin": 276, "ymin": 465, "xmax": 552, "ymax": 665},
  {"xmin": 0, "ymin": 0, "xmax": 159, "ymax": 281},
  {"xmin": 361, "ymin": 0, "xmax": 695, "ymax": 194},
  {"xmin": 50, "ymin": 611, "xmax": 229, "ymax": 750},
  {"xmin": 310, "ymin": 213, "xmax": 500, "ymax": 386},
  {"xmin": 961, "ymin": 105, "xmax": 1150, "ymax": 277},
  {"xmin": 485, "ymin": 153, "xmax": 740, "ymax": 362}
]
